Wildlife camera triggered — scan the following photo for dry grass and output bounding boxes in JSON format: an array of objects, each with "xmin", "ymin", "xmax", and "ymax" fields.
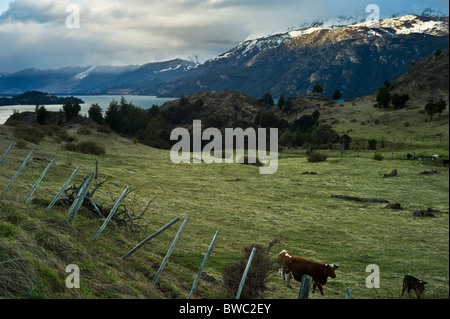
[{"xmin": 0, "ymin": 106, "xmax": 448, "ymax": 299}]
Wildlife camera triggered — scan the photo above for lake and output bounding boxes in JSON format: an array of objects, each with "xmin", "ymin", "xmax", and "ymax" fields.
[{"xmin": 0, "ymin": 95, "xmax": 177, "ymax": 124}]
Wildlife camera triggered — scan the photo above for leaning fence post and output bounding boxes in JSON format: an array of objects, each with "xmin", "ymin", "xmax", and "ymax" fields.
[
  {"xmin": 25, "ymin": 158, "xmax": 56, "ymax": 204},
  {"xmin": 236, "ymin": 247, "xmax": 257, "ymax": 300},
  {"xmin": 298, "ymin": 275, "xmax": 313, "ymax": 299},
  {"xmin": 67, "ymin": 170, "xmax": 95, "ymax": 224},
  {"xmin": 3, "ymin": 150, "xmax": 34, "ymax": 194},
  {"xmin": 0, "ymin": 141, "xmax": 15, "ymax": 167},
  {"xmin": 153, "ymin": 216, "xmax": 190, "ymax": 284},
  {"xmin": 122, "ymin": 217, "xmax": 180, "ymax": 259},
  {"xmin": 188, "ymin": 230, "xmax": 219, "ymax": 299},
  {"xmin": 93, "ymin": 186, "xmax": 130, "ymax": 241},
  {"xmin": 45, "ymin": 166, "xmax": 80, "ymax": 213}
]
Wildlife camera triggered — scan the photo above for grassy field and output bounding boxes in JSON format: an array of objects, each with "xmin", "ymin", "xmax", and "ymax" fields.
[{"xmin": 0, "ymin": 99, "xmax": 448, "ymax": 299}]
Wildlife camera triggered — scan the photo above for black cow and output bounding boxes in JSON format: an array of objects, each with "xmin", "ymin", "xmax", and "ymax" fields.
[
  {"xmin": 444, "ymin": 159, "xmax": 449, "ymax": 167},
  {"xmin": 402, "ymin": 275, "xmax": 427, "ymax": 299}
]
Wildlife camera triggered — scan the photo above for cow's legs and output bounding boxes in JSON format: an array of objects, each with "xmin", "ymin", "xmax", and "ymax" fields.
[
  {"xmin": 317, "ymin": 284, "xmax": 324, "ymax": 296},
  {"xmin": 284, "ymin": 272, "xmax": 292, "ymax": 289},
  {"xmin": 313, "ymin": 282, "xmax": 324, "ymax": 295}
]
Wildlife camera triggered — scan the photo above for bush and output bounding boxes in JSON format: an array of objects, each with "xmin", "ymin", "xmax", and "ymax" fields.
[
  {"xmin": 368, "ymin": 139, "xmax": 378, "ymax": 150},
  {"xmin": 222, "ymin": 240, "xmax": 278, "ymax": 299},
  {"xmin": 307, "ymin": 152, "xmax": 328, "ymax": 163},
  {"xmin": 56, "ymin": 130, "xmax": 76, "ymax": 143},
  {"xmin": 77, "ymin": 126, "xmax": 92, "ymax": 135},
  {"xmin": 65, "ymin": 141, "xmax": 106, "ymax": 155},
  {"xmin": 238, "ymin": 155, "xmax": 264, "ymax": 167},
  {"xmin": 373, "ymin": 153, "xmax": 384, "ymax": 161},
  {"xmin": 13, "ymin": 125, "xmax": 45, "ymax": 144},
  {"xmin": 376, "ymin": 87, "xmax": 391, "ymax": 108}
]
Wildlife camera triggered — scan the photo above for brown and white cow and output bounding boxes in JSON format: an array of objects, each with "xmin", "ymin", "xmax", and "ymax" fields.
[{"xmin": 277, "ymin": 250, "xmax": 339, "ymax": 296}]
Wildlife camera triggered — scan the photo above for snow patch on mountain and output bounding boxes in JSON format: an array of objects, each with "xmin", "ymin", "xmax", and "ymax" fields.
[
  {"xmin": 74, "ymin": 66, "xmax": 95, "ymax": 80},
  {"xmin": 207, "ymin": 14, "xmax": 449, "ymax": 64}
]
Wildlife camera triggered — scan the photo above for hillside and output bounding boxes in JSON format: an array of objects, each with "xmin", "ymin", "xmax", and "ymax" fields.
[
  {"xmin": 0, "ymin": 75, "xmax": 448, "ymax": 300},
  {"xmin": 389, "ymin": 46, "xmax": 449, "ymax": 105}
]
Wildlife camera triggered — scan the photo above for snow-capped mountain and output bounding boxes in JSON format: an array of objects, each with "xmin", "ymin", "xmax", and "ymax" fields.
[
  {"xmin": 0, "ymin": 59, "xmax": 197, "ymax": 95},
  {"xmin": 206, "ymin": 14, "xmax": 448, "ymax": 67},
  {"xmin": 160, "ymin": 14, "xmax": 449, "ymax": 98},
  {"xmin": 0, "ymin": 14, "xmax": 448, "ymax": 98}
]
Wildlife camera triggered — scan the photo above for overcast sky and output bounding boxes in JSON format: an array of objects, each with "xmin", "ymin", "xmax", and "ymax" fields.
[{"xmin": 0, "ymin": 0, "xmax": 448, "ymax": 72}]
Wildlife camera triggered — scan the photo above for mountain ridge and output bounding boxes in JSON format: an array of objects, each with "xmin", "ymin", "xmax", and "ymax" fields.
[{"xmin": 0, "ymin": 14, "xmax": 448, "ymax": 99}]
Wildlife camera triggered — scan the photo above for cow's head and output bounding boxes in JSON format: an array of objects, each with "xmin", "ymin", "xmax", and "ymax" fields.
[
  {"xmin": 324, "ymin": 263, "xmax": 339, "ymax": 279},
  {"xmin": 417, "ymin": 280, "xmax": 427, "ymax": 293},
  {"xmin": 277, "ymin": 250, "xmax": 292, "ymax": 266}
]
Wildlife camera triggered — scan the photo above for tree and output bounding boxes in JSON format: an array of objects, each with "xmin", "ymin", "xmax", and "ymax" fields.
[
  {"xmin": 434, "ymin": 49, "xmax": 442, "ymax": 60},
  {"xmin": 425, "ymin": 101, "xmax": 438, "ymax": 120},
  {"xmin": 283, "ymin": 97, "xmax": 293, "ymax": 113},
  {"xmin": 179, "ymin": 95, "xmax": 189, "ymax": 107},
  {"xmin": 391, "ymin": 93, "xmax": 410, "ymax": 109},
  {"xmin": 435, "ymin": 99, "xmax": 447, "ymax": 117},
  {"xmin": 376, "ymin": 87, "xmax": 391, "ymax": 108},
  {"xmin": 62, "ymin": 100, "xmax": 81, "ymax": 122},
  {"xmin": 278, "ymin": 95, "xmax": 285, "ymax": 109},
  {"xmin": 340, "ymin": 134, "xmax": 352, "ymax": 150},
  {"xmin": 260, "ymin": 93, "xmax": 274, "ymax": 106},
  {"xmin": 35, "ymin": 105, "xmax": 48, "ymax": 125},
  {"xmin": 105, "ymin": 100, "xmax": 121, "ymax": 131},
  {"xmin": 88, "ymin": 103, "xmax": 104, "ymax": 125},
  {"xmin": 313, "ymin": 82, "xmax": 324, "ymax": 93},
  {"xmin": 332, "ymin": 90, "xmax": 341, "ymax": 100}
]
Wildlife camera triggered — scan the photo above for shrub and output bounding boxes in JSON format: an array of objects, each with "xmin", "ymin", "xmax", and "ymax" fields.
[
  {"xmin": 239, "ymin": 155, "xmax": 264, "ymax": 167},
  {"xmin": 307, "ymin": 152, "xmax": 328, "ymax": 163},
  {"xmin": 56, "ymin": 130, "xmax": 76, "ymax": 143},
  {"xmin": 77, "ymin": 126, "xmax": 92, "ymax": 135},
  {"xmin": 13, "ymin": 125, "xmax": 45, "ymax": 144},
  {"xmin": 373, "ymin": 153, "xmax": 384, "ymax": 161},
  {"xmin": 313, "ymin": 82, "xmax": 324, "ymax": 93},
  {"xmin": 376, "ymin": 86, "xmax": 391, "ymax": 107},
  {"xmin": 222, "ymin": 240, "xmax": 278, "ymax": 299},
  {"xmin": 0, "ymin": 222, "xmax": 18, "ymax": 238},
  {"xmin": 65, "ymin": 141, "xmax": 106, "ymax": 155},
  {"xmin": 368, "ymin": 139, "xmax": 378, "ymax": 150}
]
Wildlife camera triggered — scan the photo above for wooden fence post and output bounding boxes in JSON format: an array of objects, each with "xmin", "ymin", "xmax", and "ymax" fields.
[
  {"xmin": 188, "ymin": 230, "xmax": 219, "ymax": 299},
  {"xmin": 153, "ymin": 216, "xmax": 190, "ymax": 284},
  {"xmin": 92, "ymin": 186, "xmax": 130, "ymax": 241},
  {"xmin": 0, "ymin": 141, "xmax": 15, "ymax": 167},
  {"xmin": 67, "ymin": 170, "xmax": 95, "ymax": 224},
  {"xmin": 298, "ymin": 275, "xmax": 313, "ymax": 299},
  {"xmin": 236, "ymin": 247, "xmax": 257, "ymax": 300},
  {"xmin": 25, "ymin": 158, "xmax": 56, "ymax": 204},
  {"xmin": 45, "ymin": 166, "xmax": 80, "ymax": 213},
  {"xmin": 3, "ymin": 150, "xmax": 34, "ymax": 194},
  {"xmin": 121, "ymin": 217, "xmax": 180, "ymax": 259}
]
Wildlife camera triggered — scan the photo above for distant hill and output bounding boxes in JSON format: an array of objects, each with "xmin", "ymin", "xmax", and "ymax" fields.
[
  {"xmin": 389, "ymin": 46, "xmax": 449, "ymax": 105},
  {"xmin": 0, "ymin": 91, "xmax": 84, "ymax": 107}
]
